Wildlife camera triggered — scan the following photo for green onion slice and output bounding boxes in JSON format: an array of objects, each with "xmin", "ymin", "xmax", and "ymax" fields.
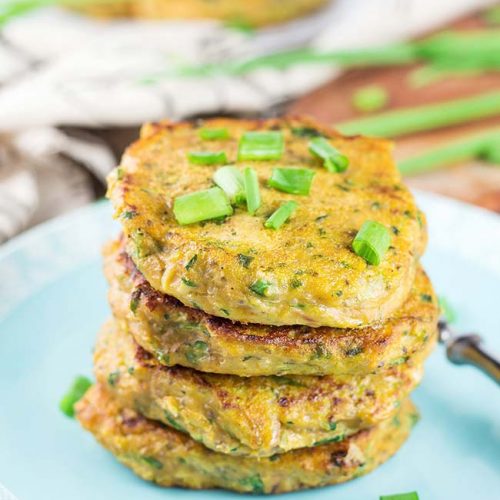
[
  {"xmin": 238, "ymin": 131, "xmax": 284, "ymax": 161},
  {"xmin": 213, "ymin": 166, "xmax": 245, "ymax": 204},
  {"xmin": 309, "ymin": 137, "xmax": 349, "ymax": 172},
  {"xmin": 352, "ymin": 220, "xmax": 391, "ymax": 265},
  {"xmin": 174, "ymin": 187, "xmax": 233, "ymax": 225},
  {"xmin": 187, "ymin": 150, "xmax": 227, "ymax": 165},
  {"xmin": 268, "ymin": 167, "xmax": 316, "ymax": 195},
  {"xmin": 438, "ymin": 295, "xmax": 457, "ymax": 324},
  {"xmin": 198, "ymin": 127, "xmax": 230, "ymax": 140},
  {"xmin": 60, "ymin": 376, "xmax": 92, "ymax": 418},
  {"xmin": 244, "ymin": 167, "xmax": 261, "ymax": 214},
  {"xmin": 380, "ymin": 492, "xmax": 419, "ymax": 500},
  {"xmin": 264, "ymin": 201, "xmax": 298, "ymax": 229},
  {"xmin": 352, "ymin": 85, "xmax": 388, "ymax": 113}
]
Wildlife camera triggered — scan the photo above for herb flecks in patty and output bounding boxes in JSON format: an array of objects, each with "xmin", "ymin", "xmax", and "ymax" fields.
[
  {"xmin": 237, "ymin": 254, "xmax": 254, "ymax": 268},
  {"xmin": 249, "ymin": 279, "xmax": 272, "ymax": 297}
]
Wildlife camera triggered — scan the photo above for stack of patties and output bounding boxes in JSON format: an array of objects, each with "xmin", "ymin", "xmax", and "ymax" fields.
[{"xmin": 76, "ymin": 117, "xmax": 439, "ymax": 494}]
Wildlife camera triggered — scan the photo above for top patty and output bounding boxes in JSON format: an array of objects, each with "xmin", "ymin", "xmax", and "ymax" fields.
[{"xmin": 107, "ymin": 117, "xmax": 427, "ymax": 328}]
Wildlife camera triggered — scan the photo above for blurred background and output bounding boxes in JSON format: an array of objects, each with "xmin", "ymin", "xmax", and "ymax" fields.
[{"xmin": 0, "ymin": 0, "xmax": 499, "ymax": 243}]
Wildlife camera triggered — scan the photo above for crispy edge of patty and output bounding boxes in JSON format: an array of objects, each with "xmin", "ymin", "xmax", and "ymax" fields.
[
  {"xmin": 96, "ymin": 318, "xmax": 424, "ymax": 457},
  {"xmin": 104, "ymin": 238, "xmax": 439, "ymax": 376},
  {"xmin": 108, "ymin": 116, "xmax": 427, "ymax": 329},
  {"xmin": 76, "ymin": 385, "xmax": 418, "ymax": 494}
]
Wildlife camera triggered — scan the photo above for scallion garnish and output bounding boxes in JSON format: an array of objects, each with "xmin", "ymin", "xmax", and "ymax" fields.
[
  {"xmin": 244, "ymin": 167, "xmax": 261, "ymax": 214},
  {"xmin": 198, "ymin": 127, "xmax": 230, "ymax": 140},
  {"xmin": 438, "ymin": 295, "xmax": 457, "ymax": 324},
  {"xmin": 309, "ymin": 137, "xmax": 349, "ymax": 172},
  {"xmin": 339, "ymin": 91, "xmax": 500, "ymax": 138},
  {"xmin": 380, "ymin": 492, "xmax": 419, "ymax": 500},
  {"xmin": 264, "ymin": 201, "xmax": 298, "ymax": 229},
  {"xmin": 268, "ymin": 167, "xmax": 315, "ymax": 195},
  {"xmin": 187, "ymin": 151, "xmax": 227, "ymax": 165},
  {"xmin": 213, "ymin": 166, "xmax": 246, "ymax": 204},
  {"xmin": 238, "ymin": 131, "xmax": 284, "ymax": 161},
  {"xmin": 352, "ymin": 220, "xmax": 391, "ymax": 265},
  {"xmin": 352, "ymin": 85, "xmax": 388, "ymax": 113},
  {"xmin": 173, "ymin": 187, "xmax": 233, "ymax": 225},
  {"xmin": 60, "ymin": 376, "xmax": 92, "ymax": 418},
  {"xmin": 249, "ymin": 279, "xmax": 271, "ymax": 297}
]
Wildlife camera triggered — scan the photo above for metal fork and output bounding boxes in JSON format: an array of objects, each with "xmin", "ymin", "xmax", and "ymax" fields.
[{"xmin": 438, "ymin": 319, "xmax": 500, "ymax": 385}]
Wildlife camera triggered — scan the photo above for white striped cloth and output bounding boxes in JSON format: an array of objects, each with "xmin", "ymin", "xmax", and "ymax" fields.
[{"xmin": 0, "ymin": 0, "xmax": 495, "ymax": 243}]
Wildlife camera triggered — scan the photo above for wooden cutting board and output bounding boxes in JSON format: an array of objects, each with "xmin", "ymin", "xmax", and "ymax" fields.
[{"xmin": 289, "ymin": 11, "xmax": 500, "ymax": 212}]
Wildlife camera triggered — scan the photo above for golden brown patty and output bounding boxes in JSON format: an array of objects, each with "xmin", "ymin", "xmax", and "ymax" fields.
[
  {"xmin": 96, "ymin": 319, "xmax": 424, "ymax": 457},
  {"xmin": 134, "ymin": 0, "xmax": 329, "ymax": 26},
  {"xmin": 67, "ymin": 0, "xmax": 133, "ymax": 18},
  {"xmin": 69, "ymin": 0, "xmax": 328, "ymax": 25},
  {"xmin": 107, "ymin": 117, "xmax": 426, "ymax": 328},
  {"xmin": 104, "ymin": 239, "xmax": 438, "ymax": 377},
  {"xmin": 76, "ymin": 385, "xmax": 418, "ymax": 494}
]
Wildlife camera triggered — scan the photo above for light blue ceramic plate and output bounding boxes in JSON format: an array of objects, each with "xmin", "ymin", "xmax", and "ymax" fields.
[{"xmin": 0, "ymin": 192, "xmax": 499, "ymax": 500}]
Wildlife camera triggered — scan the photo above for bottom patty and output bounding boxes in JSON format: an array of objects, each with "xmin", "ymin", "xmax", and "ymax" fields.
[
  {"xmin": 96, "ymin": 319, "xmax": 424, "ymax": 457},
  {"xmin": 76, "ymin": 385, "xmax": 417, "ymax": 494}
]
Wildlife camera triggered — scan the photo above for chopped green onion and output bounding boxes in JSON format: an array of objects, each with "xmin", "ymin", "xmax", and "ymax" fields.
[
  {"xmin": 187, "ymin": 151, "xmax": 227, "ymax": 165},
  {"xmin": 352, "ymin": 85, "xmax": 389, "ymax": 113},
  {"xmin": 380, "ymin": 492, "xmax": 419, "ymax": 500},
  {"xmin": 484, "ymin": 6, "xmax": 500, "ymax": 25},
  {"xmin": 352, "ymin": 220, "xmax": 391, "ymax": 265},
  {"xmin": 249, "ymin": 279, "xmax": 271, "ymax": 296},
  {"xmin": 308, "ymin": 137, "xmax": 349, "ymax": 172},
  {"xmin": 238, "ymin": 131, "xmax": 284, "ymax": 161},
  {"xmin": 178, "ymin": 44, "xmax": 418, "ymax": 78},
  {"xmin": 173, "ymin": 187, "xmax": 233, "ymax": 225},
  {"xmin": 213, "ymin": 166, "xmax": 246, "ymax": 204},
  {"xmin": 244, "ymin": 167, "xmax": 261, "ymax": 214},
  {"xmin": 439, "ymin": 295, "xmax": 457, "ymax": 324},
  {"xmin": 398, "ymin": 129, "xmax": 500, "ymax": 175},
  {"xmin": 264, "ymin": 201, "xmax": 298, "ymax": 229},
  {"xmin": 268, "ymin": 167, "xmax": 315, "ymax": 195},
  {"xmin": 198, "ymin": 127, "xmax": 230, "ymax": 140},
  {"xmin": 482, "ymin": 140, "xmax": 500, "ymax": 165},
  {"xmin": 291, "ymin": 127, "xmax": 324, "ymax": 138},
  {"xmin": 339, "ymin": 91, "xmax": 500, "ymax": 138},
  {"xmin": 60, "ymin": 376, "xmax": 92, "ymax": 418}
]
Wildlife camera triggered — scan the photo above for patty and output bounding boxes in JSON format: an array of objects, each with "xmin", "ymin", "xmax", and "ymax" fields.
[
  {"xmin": 76, "ymin": 385, "xmax": 418, "ymax": 494},
  {"xmin": 134, "ymin": 0, "xmax": 329, "ymax": 26},
  {"xmin": 96, "ymin": 319, "xmax": 424, "ymax": 457},
  {"xmin": 107, "ymin": 117, "xmax": 427, "ymax": 328},
  {"xmin": 104, "ymin": 239, "xmax": 438, "ymax": 377},
  {"xmin": 67, "ymin": 1, "xmax": 132, "ymax": 18},
  {"xmin": 69, "ymin": 0, "xmax": 328, "ymax": 25}
]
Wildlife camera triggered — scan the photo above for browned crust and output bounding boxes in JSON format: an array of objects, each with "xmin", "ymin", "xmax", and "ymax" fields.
[{"xmin": 76, "ymin": 384, "xmax": 418, "ymax": 494}]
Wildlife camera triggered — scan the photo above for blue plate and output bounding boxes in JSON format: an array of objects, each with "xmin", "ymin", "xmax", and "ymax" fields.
[{"xmin": 0, "ymin": 192, "xmax": 499, "ymax": 500}]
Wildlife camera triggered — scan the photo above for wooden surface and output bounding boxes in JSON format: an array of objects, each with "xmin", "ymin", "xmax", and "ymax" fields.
[{"xmin": 289, "ymin": 11, "xmax": 500, "ymax": 212}]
